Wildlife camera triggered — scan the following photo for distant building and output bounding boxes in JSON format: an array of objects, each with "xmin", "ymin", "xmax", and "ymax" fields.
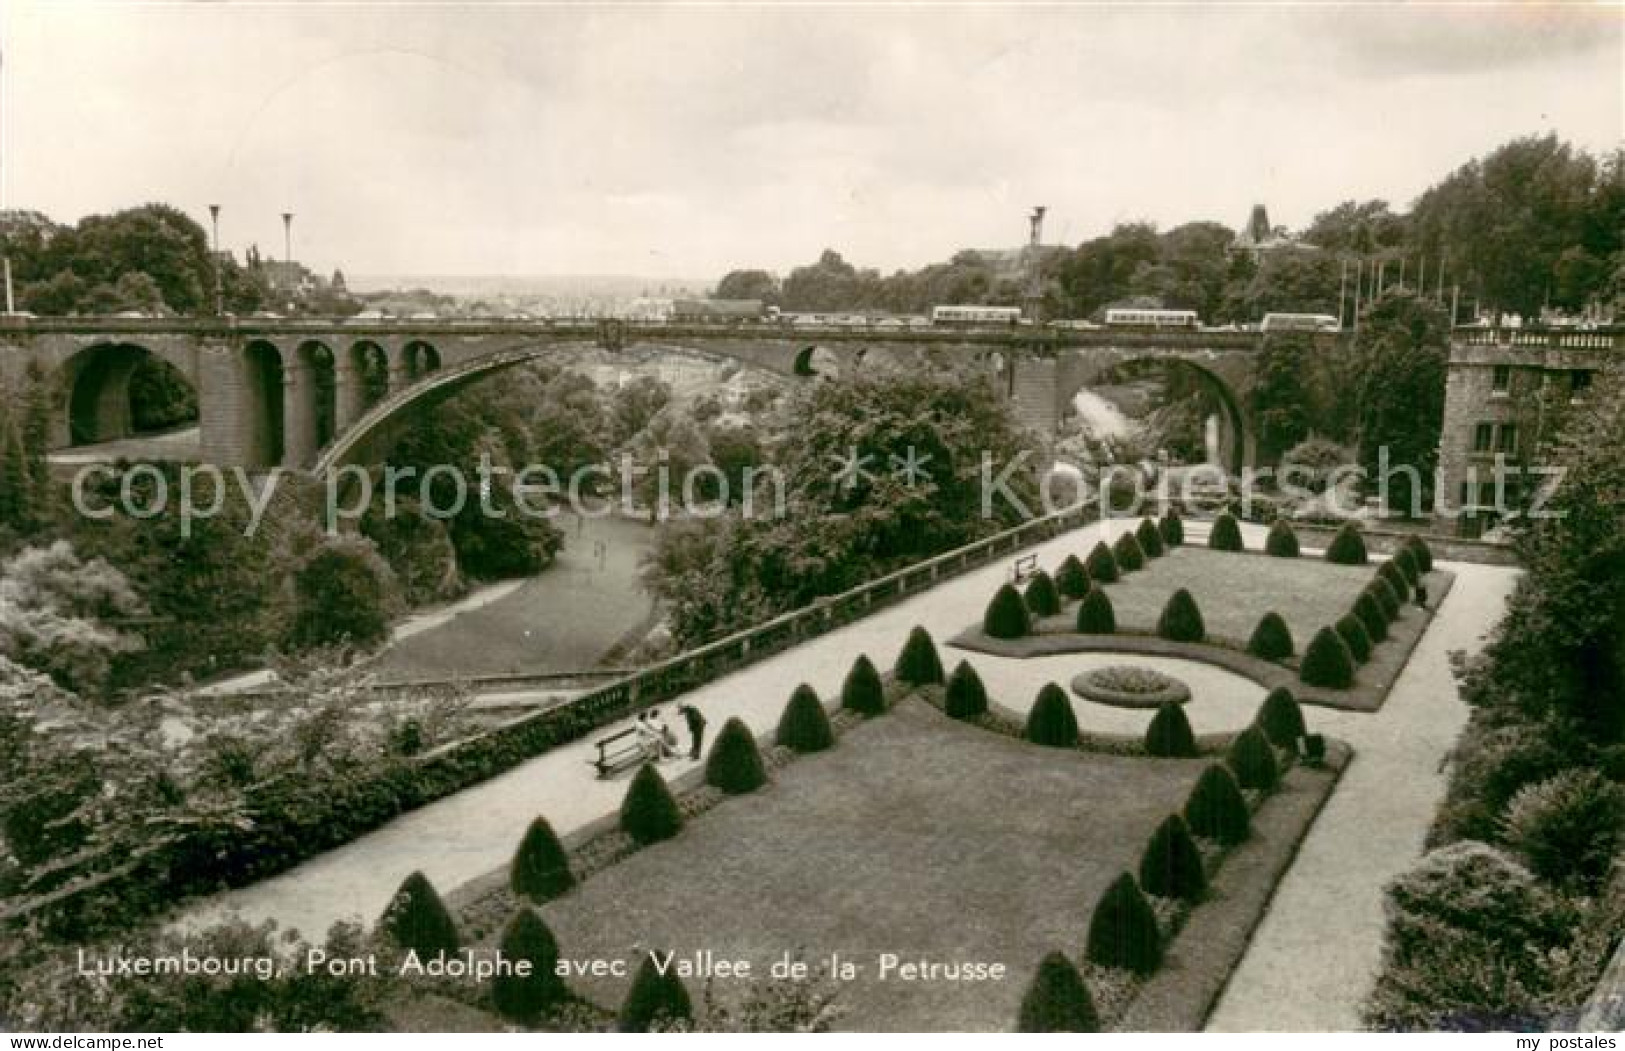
[{"xmin": 1232, "ymin": 204, "xmax": 1301, "ymax": 256}]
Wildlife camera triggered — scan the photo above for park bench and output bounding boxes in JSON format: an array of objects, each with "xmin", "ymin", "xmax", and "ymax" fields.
[
  {"xmin": 1011, "ymin": 553, "xmax": 1038, "ymax": 583},
  {"xmin": 590, "ymin": 726, "xmax": 651, "ymax": 779}
]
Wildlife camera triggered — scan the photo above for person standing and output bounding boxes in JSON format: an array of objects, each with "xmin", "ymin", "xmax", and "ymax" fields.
[{"xmin": 679, "ymin": 704, "xmax": 707, "ymax": 761}]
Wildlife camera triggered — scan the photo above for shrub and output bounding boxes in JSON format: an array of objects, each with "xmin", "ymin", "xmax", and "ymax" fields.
[
  {"xmin": 777, "ymin": 685, "xmax": 835, "ymax": 753},
  {"xmin": 1378, "ymin": 561, "xmax": 1411, "ymax": 603},
  {"xmin": 1227, "ymin": 725, "xmax": 1281, "ymax": 791},
  {"xmin": 1136, "ymin": 517, "xmax": 1165, "ymax": 558},
  {"xmin": 285, "ymin": 536, "xmax": 400, "ymax": 650},
  {"xmin": 705, "ymin": 718, "xmax": 768, "ymax": 795},
  {"xmin": 1325, "ymin": 522, "xmax": 1368, "ymax": 565},
  {"xmin": 983, "ymin": 583, "xmax": 1032, "ymax": 639},
  {"xmin": 1184, "ymin": 764, "xmax": 1250, "ymax": 844},
  {"xmin": 1246, "ymin": 611, "xmax": 1295, "ymax": 661},
  {"xmin": 1300, "ymin": 626, "xmax": 1356, "ymax": 689},
  {"xmin": 1113, "ymin": 531, "xmax": 1146, "ymax": 572},
  {"xmin": 1335, "ymin": 613, "xmax": 1374, "ymax": 663},
  {"xmin": 1156, "ymin": 588, "xmax": 1206, "ymax": 643},
  {"xmin": 894, "ymin": 626, "xmax": 945, "ymax": 686},
  {"xmin": 841, "ymin": 653, "xmax": 886, "ymax": 715},
  {"xmin": 1024, "ymin": 570, "xmax": 1062, "ymax": 617},
  {"xmin": 1265, "ymin": 519, "xmax": 1300, "ymax": 558},
  {"xmin": 943, "ymin": 660, "xmax": 988, "ymax": 720},
  {"xmin": 1208, "ymin": 512, "xmax": 1244, "ymax": 552},
  {"xmin": 1370, "ymin": 578, "xmax": 1402, "ymax": 620},
  {"xmin": 1430, "ymin": 720, "xmax": 1576, "ymax": 846},
  {"xmin": 492, "ymin": 908, "xmax": 565, "ymax": 1021},
  {"xmin": 1159, "ymin": 509, "xmax": 1184, "ymax": 546},
  {"xmin": 510, "ymin": 816, "xmax": 575, "ymax": 904},
  {"xmin": 1144, "ymin": 701, "xmax": 1198, "ymax": 758},
  {"xmin": 1055, "ymin": 554, "xmax": 1090, "ymax": 599},
  {"xmin": 379, "ymin": 871, "xmax": 461, "ymax": 957},
  {"xmin": 1394, "ymin": 545, "xmax": 1421, "ymax": 586},
  {"xmin": 620, "ymin": 764, "xmax": 684, "ymax": 845},
  {"xmin": 618, "ymin": 951, "xmax": 694, "ymax": 1032},
  {"xmin": 1026, "ymin": 684, "xmax": 1080, "ymax": 748},
  {"xmin": 1075, "ymin": 586, "xmax": 1116, "ymax": 634},
  {"xmin": 1085, "ymin": 541, "xmax": 1119, "ymax": 583},
  {"xmin": 1085, "ymin": 873, "xmax": 1163, "ymax": 976},
  {"xmin": 1255, "ymin": 687, "xmax": 1307, "ymax": 748},
  {"xmin": 1016, "ymin": 951, "xmax": 1100, "ymax": 1032},
  {"xmin": 1501, "ymin": 768, "xmax": 1625, "ymax": 889},
  {"xmin": 1139, "ymin": 814, "xmax": 1208, "ymax": 902},
  {"xmin": 1352, "ymin": 591, "xmax": 1390, "ymax": 642},
  {"xmin": 1405, "ymin": 535, "xmax": 1434, "ymax": 573}
]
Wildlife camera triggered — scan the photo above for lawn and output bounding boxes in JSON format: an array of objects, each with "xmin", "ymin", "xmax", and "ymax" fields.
[{"xmin": 536, "ymin": 699, "xmax": 1208, "ymax": 1032}]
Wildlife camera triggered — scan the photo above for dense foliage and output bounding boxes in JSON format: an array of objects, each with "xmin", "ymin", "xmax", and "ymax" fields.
[{"xmin": 776, "ymin": 685, "xmax": 835, "ymax": 753}]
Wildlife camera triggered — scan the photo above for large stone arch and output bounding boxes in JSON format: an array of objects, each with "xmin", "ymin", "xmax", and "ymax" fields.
[
  {"xmin": 403, "ymin": 340, "xmax": 442, "ymax": 380},
  {"xmin": 241, "ymin": 340, "xmax": 286, "ymax": 469},
  {"xmin": 59, "ymin": 342, "xmax": 199, "ymax": 448},
  {"xmin": 793, "ymin": 345, "xmax": 841, "ymax": 378},
  {"xmin": 284, "ymin": 339, "xmax": 340, "ymax": 466},
  {"xmin": 341, "ymin": 340, "xmax": 391, "ymax": 430}
]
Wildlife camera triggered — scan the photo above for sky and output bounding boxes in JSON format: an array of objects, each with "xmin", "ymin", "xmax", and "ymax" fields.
[{"xmin": 1, "ymin": 2, "xmax": 1620, "ymax": 281}]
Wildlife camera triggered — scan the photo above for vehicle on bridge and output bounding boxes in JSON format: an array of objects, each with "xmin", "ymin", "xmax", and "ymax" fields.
[
  {"xmin": 671, "ymin": 298, "xmax": 769, "ymax": 323},
  {"xmin": 931, "ymin": 304, "xmax": 1023, "ymax": 326},
  {"xmin": 1260, "ymin": 312, "xmax": 1341, "ymax": 333},
  {"xmin": 1103, "ymin": 308, "xmax": 1201, "ymax": 329}
]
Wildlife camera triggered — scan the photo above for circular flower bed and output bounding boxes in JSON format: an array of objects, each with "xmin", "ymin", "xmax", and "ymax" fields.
[{"xmin": 1071, "ymin": 665, "xmax": 1192, "ymax": 709}]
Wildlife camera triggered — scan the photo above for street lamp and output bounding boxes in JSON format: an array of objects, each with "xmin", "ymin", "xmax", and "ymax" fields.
[{"xmin": 209, "ymin": 204, "xmax": 223, "ymax": 315}]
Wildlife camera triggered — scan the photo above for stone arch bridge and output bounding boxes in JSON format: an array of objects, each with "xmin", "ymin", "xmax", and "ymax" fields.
[{"xmin": 0, "ymin": 317, "xmax": 1310, "ymax": 475}]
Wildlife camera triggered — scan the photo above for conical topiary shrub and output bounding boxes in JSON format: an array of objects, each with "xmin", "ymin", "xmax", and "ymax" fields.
[
  {"xmin": 1075, "ymin": 586, "xmax": 1116, "ymax": 634},
  {"xmin": 618, "ymin": 951, "xmax": 693, "ymax": 1032},
  {"xmin": 1017, "ymin": 951, "xmax": 1100, "ymax": 1032},
  {"xmin": 1405, "ymin": 535, "xmax": 1433, "ymax": 573},
  {"xmin": 944, "ymin": 660, "xmax": 988, "ymax": 720},
  {"xmin": 1255, "ymin": 687, "xmax": 1307, "ymax": 748},
  {"xmin": 1139, "ymin": 813, "xmax": 1208, "ymax": 902},
  {"xmin": 1085, "ymin": 541, "xmax": 1120, "ymax": 584},
  {"xmin": 705, "ymin": 717, "xmax": 767, "ymax": 794},
  {"xmin": 1157, "ymin": 588, "xmax": 1206, "ymax": 643},
  {"xmin": 1299, "ymin": 626, "xmax": 1355, "ymax": 689},
  {"xmin": 1352, "ymin": 591, "xmax": 1389, "ymax": 642},
  {"xmin": 1208, "ymin": 512, "xmax": 1244, "ymax": 552},
  {"xmin": 1144, "ymin": 700, "xmax": 1197, "ymax": 758},
  {"xmin": 1159, "ymin": 510, "xmax": 1184, "ymax": 547},
  {"xmin": 1378, "ymin": 560, "xmax": 1410, "ymax": 603},
  {"xmin": 1136, "ymin": 517, "xmax": 1165, "ymax": 558},
  {"xmin": 1055, "ymin": 554, "xmax": 1090, "ymax": 599},
  {"xmin": 841, "ymin": 653, "xmax": 886, "ymax": 715},
  {"xmin": 1335, "ymin": 613, "xmax": 1373, "ymax": 663},
  {"xmin": 1265, "ymin": 519, "xmax": 1300, "ymax": 558},
  {"xmin": 984, "ymin": 583, "xmax": 1032, "ymax": 639},
  {"xmin": 1025, "ymin": 683, "xmax": 1079, "ymax": 748},
  {"xmin": 492, "ymin": 908, "xmax": 566, "ymax": 1022},
  {"xmin": 1024, "ymin": 570, "xmax": 1062, "ymax": 617},
  {"xmin": 1325, "ymin": 522, "xmax": 1368, "ymax": 565},
  {"xmin": 1394, "ymin": 545, "xmax": 1421, "ymax": 586},
  {"xmin": 1246, "ymin": 611, "xmax": 1294, "ymax": 661},
  {"xmin": 511, "ymin": 816, "xmax": 575, "ymax": 904},
  {"xmin": 620, "ymin": 763, "xmax": 684, "ymax": 845},
  {"xmin": 777, "ymin": 684, "xmax": 835, "ymax": 753},
  {"xmin": 1226, "ymin": 725, "xmax": 1281, "ymax": 791},
  {"xmin": 1370, "ymin": 578, "xmax": 1402, "ymax": 620},
  {"xmin": 1086, "ymin": 873, "xmax": 1163, "ymax": 976},
  {"xmin": 1184, "ymin": 764, "xmax": 1251, "ymax": 844},
  {"xmin": 380, "ymin": 871, "xmax": 461, "ymax": 957},
  {"xmin": 1113, "ymin": 531, "xmax": 1146, "ymax": 572},
  {"xmin": 895, "ymin": 626, "xmax": 945, "ymax": 686}
]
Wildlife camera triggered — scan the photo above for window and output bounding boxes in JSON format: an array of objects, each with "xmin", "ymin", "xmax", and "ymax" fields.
[
  {"xmin": 1472, "ymin": 422, "xmax": 1494, "ymax": 453},
  {"xmin": 1572, "ymin": 369, "xmax": 1595, "ymax": 396},
  {"xmin": 1491, "ymin": 365, "xmax": 1512, "ymax": 394},
  {"xmin": 1496, "ymin": 423, "xmax": 1519, "ymax": 456}
]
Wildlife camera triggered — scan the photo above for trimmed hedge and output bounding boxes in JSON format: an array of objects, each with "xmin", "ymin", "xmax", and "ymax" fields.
[
  {"xmin": 511, "ymin": 816, "xmax": 575, "ymax": 904},
  {"xmin": 841, "ymin": 653, "xmax": 887, "ymax": 715},
  {"xmin": 1086, "ymin": 873, "xmax": 1163, "ymax": 976},
  {"xmin": 1246, "ymin": 611, "xmax": 1295, "ymax": 661},
  {"xmin": 1370, "ymin": 578, "xmax": 1403, "ymax": 620},
  {"xmin": 1159, "ymin": 510, "xmax": 1184, "ymax": 547},
  {"xmin": 1325, "ymin": 522, "xmax": 1368, "ymax": 565},
  {"xmin": 1335, "ymin": 613, "xmax": 1374, "ymax": 664},
  {"xmin": 620, "ymin": 764, "xmax": 684, "ymax": 845},
  {"xmin": 1136, "ymin": 517, "xmax": 1166, "ymax": 558},
  {"xmin": 1025, "ymin": 570, "xmax": 1062, "ymax": 617},
  {"xmin": 1026, "ymin": 683, "xmax": 1080, "ymax": 748},
  {"xmin": 1227, "ymin": 725, "xmax": 1281, "ymax": 791},
  {"xmin": 1184, "ymin": 764, "xmax": 1250, "ymax": 844},
  {"xmin": 1157, "ymin": 588, "xmax": 1206, "ymax": 643},
  {"xmin": 895, "ymin": 626, "xmax": 945, "ymax": 686},
  {"xmin": 1113, "ymin": 532, "xmax": 1147, "ymax": 572},
  {"xmin": 1075, "ymin": 586, "xmax": 1117, "ymax": 634},
  {"xmin": 1255, "ymin": 687, "xmax": 1307, "ymax": 748},
  {"xmin": 1139, "ymin": 813, "xmax": 1208, "ymax": 902},
  {"xmin": 1394, "ymin": 545, "xmax": 1421, "ymax": 586},
  {"xmin": 984, "ymin": 583, "xmax": 1033, "ymax": 639},
  {"xmin": 1378, "ymin": 560, "xmax": 1411, "ymax": 603},
  {"xmin": 379, "ymin": 871, "xmax": 461, "ymax": 957},
  {"xmin": 1085, "ymin": 541, "xmax": 1120, "ymax": 583},
  {"xmin": 706, "ymin": 718, "xmax": 768, "ymax": 794},
  {"xmin": 1208, "ymin": 512, "xmax": 1244, "ymax": 552},
  {"xmin": 777, "ymin": 685, "xmax": 835, "ymax": 753},
  {"xmin": 1055, "ymin": 554, "xmax": 1090, "ymax": 599},
  {"xmin": 1352, "ymin": 591, "xmax": 1389, "ymax": 642},
  {"xmin": 1405, "ymin": 535, "xmax": 1434, "ymax": 573},
  {"xmin": 1265, "ymin": 519, "xmax": 1300, "ymax": 558},
  {"xmin": 1144, "ymin": 701, "xmax": 1198, "ymax": 758},
  {"xmin": 1017, "ymin": 951, "xmax": 1100, "ymax": 1032},
  {"xmin": 944, "ymin": 660, "xmax": 989, "ymax": 720},
  {"xmin": 492, "ymin": 908, "xmax": 566, "ymax": 1022},
  {"xmin": 1300, "ymin": 626, "xmax": 1356, "ymax": 689},
  {"xmin": 619, "ymin": 951, "xmax": 694, "ymax": 1032}
]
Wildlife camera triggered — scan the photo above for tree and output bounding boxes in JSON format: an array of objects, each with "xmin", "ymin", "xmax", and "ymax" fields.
[
  {"xmin": 894, "ymin": 626, "xmax": 945, "ymax": 686},
  {"xmin": 1145, "ymin": 701, "xmax": 1197, "ymax": 758},
  {"xmin": 620, "ymin": 764, "xmax": 684, "ymax": 845},
  {"xmin": 1075, "ymin": 586, "xmax": 1116, "ymax": 634},
  {"xmin": 492, "ymin": 909, "xmax": 566, "ymax": 1022},
  {"xmin": 984, "ymin": 583, "xmax": 1032, "ymax": 639},
  {"xmin": 1300, "ymin": 626, "xmax": 1356, "ymax": 689},
  {"xmin": 1016, "ymin": 952, "xmax": 1100, "ymax": 1032},
  {"xmin": 1184, "ymin": 764, "xmax": 1251, "ymax": 844},
  {"xmin": 1026, "ymin": 683, "xmax": 1080, "ymax": 748},
  {"xmin": 1247, "ymin": 611, "xmax": 1295, "ymax": 661},
  {"xmin": 714, "ymin": 269, "xmax": 781, "ymax": 305},
  {"xmin": 510, "ymin": 817, "xmax": 575, "ymax": 904},
  {"xmin": 618, "ymin": 952, "xmax": 694, "ymax": 1032},
  {"xmin": 1086, "ymin": 873, "xmax": 1163, "ymax": 975},
  {"xmin": 1139, "ymin": 814, "xmax": 1207, "ymax": 901},
  {"xmin": 284, "ymin": 536, "xmax": 401, "ymax": 651},
  {"xmin": 1055, "ymin": 554, "xmax": 1090, "ymax": 599},
  {"xmin": 1157, "ymin": 589, "xmax": 1206, "ymax": 643},
  {"xmin": 1208, "ymin": 512, "xmax": 1244, "ymax": 552},
  {"xmin": 1226, "ymin": 726, "xmax": 1281, "ymax": 791},
  {"xmin": 777, "ymin": 685, "xmax": 835, "ymax": 753},
  {"xmin": 1250, "ymin": 334, "xmax": 1315, "ymax": 461},
  {"xmin": 1336, "ymin": 612, "xmax": 1374, "ymax": 663},
  {"xmin": 1351, "ymin": 291, "xmax": 1449, "ymax": 516},
  {"xmin": 1024, "ymin": 570, "xmax": 1061, "ymax": 617},
  {"xmin": 1085, "ymin": 541, "xmax": 1120, "ymax": 583},
  {"xmin": 1326, "ymin": 522, "xmax": 1369, "ymax": 565},
  {"xmin": 705, "ymin": 717, "xmax": 768, "ymax": 794},
  {"xmin": 378, "ymin": 871, "xmax": 461, "ymax": 957},
  {"xmin": 0, "ymin": 541, "xmax": 145, "ymax": 695},
  {"xmin": 1264, "ymin": 520, "xmax": 1300, "ymax": 558},
  {"xmin": 1135, "ymin": 517, "xmax": 1165, "ymax": 558},
  {"xmin": 1304, "ymin": 199, "xmax": 1408, "ymax": 255},
  {"xmin": 840, "ymin": 653, "xmax": 886, "ymax": 715},
  {"xmin": 609, "ymin": 376, "xmax": 674, "ymax": 446},
  {"xmin": 1256, "ymin": 687, "xmax": 1307, "ymax": 747},
  {"xmin": 943, "ymin": 660, "xmax": 988, "ymax": 720}
]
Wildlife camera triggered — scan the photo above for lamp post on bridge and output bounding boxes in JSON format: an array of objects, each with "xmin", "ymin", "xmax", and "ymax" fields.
[{"xmin": 209, "ymin": 204, "xmax": 223, "ymax": 316}]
